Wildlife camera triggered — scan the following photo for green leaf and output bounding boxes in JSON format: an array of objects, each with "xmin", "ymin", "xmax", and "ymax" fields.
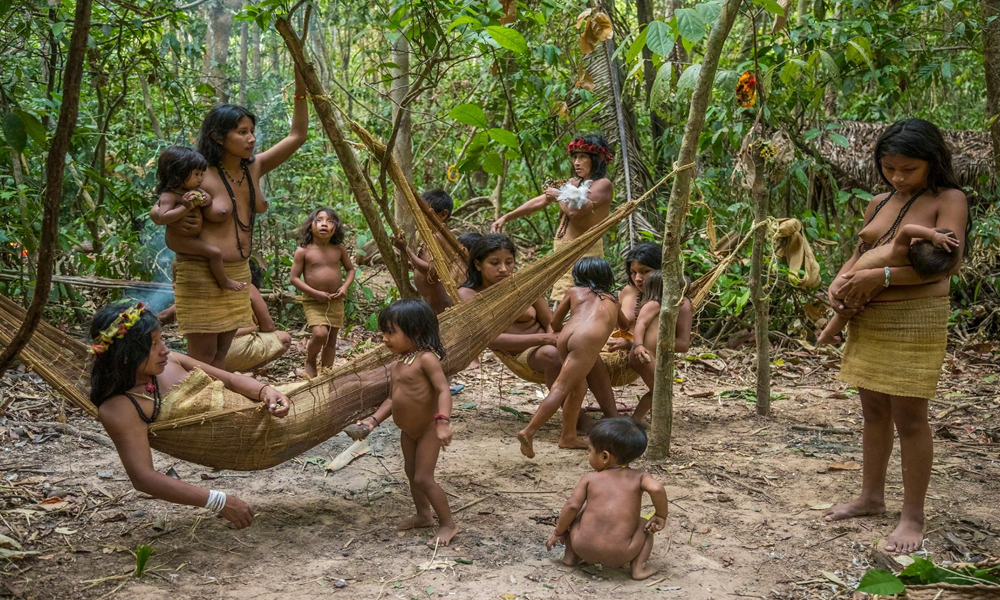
[
  {"xmin": 133, "ymin": 544, "xmax": 154, "ymax": 578},
  {"xmin": 827, "ymin": 132, "xmax": 850, "ymax": 147},
  {"xmin": 488, "ymin": 127, "xmax": 519, "ymax": 148},
  {"xmin": 845, "ymin": 37, "xmax": 874, "ymax": 71},
  {"xmin": 817, "ymin": 49, "xmax": 839, "ymax": 77},
  {"xmin": 752, "ymin": 0, "xmax": 784, "ymax": 15},
  {"xmin": 486, "ymin": 25, "xmax": 528, "ymax": 54},
  {"xmin": 900, "ymin": 556, "xmax": 936, "ymax": 584},
  {"xmin": 856, "ymin": 570, "xmax": 905, "ymax": 595},
  {"xmin": 645, "ymin": 20, "xmax": 674, "ymax": 57},
  {"xmin": 0, "ymin": 0, "xmax": 10, "ymax": 18},
  {"xmin": 675, "ymin": 8, "xmax": 707, "ymax": 43},
  {"xmin": 14, "ymin": 110, "xmax": 45, "ymax": 146},
  {"xmin": 498, "ymin": 405, "xmax": 528, "ymax": 421},
  {"xmin": 650, "ymin": 62, "xmax": 672, "ymax": 116},
  {"xmin": 694, "ymin": 1, "xmax": 722, "ymax": 24},
  {"xmin": 1, "ymin": 113, "xmax": 26, "ymax": 154},
  {"xmin": 626, "ymin": 24, "xmax": 649, "ymax": 63},
  {"xmin": 457, "ymin": 402, "xmax": 477, "ymax": 410},
  {"xmin": 447, "ymin": 15, "xmax": 480, "ymax": 34},
  {"xmin": 675, "ymin": 63, "xmax": 701, "ymax": 96},
  {"xmin": 482, "ymin": 151, "xmax": 504, "ymax": 176},
  {"xmin": 365, "ymin": 313, "xmax": 379, "ymax": 331},
  {"xmin": 454, "ymin": 558, "xmax": 474, "ymax": 565},
  {"xmin": 780, "ymin": 60, "xmax": 801, "ymax": 85},
  {"xmin": 449, "ymin": 103, "xmax": 487, "ymax": 128}
]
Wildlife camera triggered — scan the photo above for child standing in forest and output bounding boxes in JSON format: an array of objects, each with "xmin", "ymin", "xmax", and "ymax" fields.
[
  {"xmin": 517, "ymin": 257, "xmax": 627, "ymax": 458},
  {"xmin": 154, "ymin": 146, "xmax": 245, "ymax": 292},
  {"xmin": 348, "ymin": 298, "xmax": 458, "ymax": 546},
  {"xmin": 546, "ymin": 417, "xmax": 668, "ymax": 580},
  {"xmin": 629, "ymin": 271, "xmax": 693, "ymax": 423},
  {"xmin": 290, "ymin": 208, "xmax": 356, "ymax": 377}
]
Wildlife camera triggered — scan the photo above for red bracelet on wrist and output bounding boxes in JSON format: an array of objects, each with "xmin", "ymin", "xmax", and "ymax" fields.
[{"xmin": 434, "ymin": 413, "xmax": 450, "ymax": 422}]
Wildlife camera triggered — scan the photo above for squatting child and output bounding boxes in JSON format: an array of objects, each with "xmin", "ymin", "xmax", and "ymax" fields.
[
  {"xmin": 517, "ymin": 257, "xmax": 627, "ymax": 458},
  {"xmin": 818, "ymin": 223, "xmax": 960, "ymax": 344},
  {"xmin": 154, "ymin": 146, "xmax": 245, "ymax": 291},
  {"xmin": 349, "ymin": 299, "xmax": 458, "ymax": 546},
  {"xmin": 546, "ymin": 417, "xmax": 668, "ymax": 580},
  {"xmin": 290, "ymin": 208, "xmax": 356, "ymax": 377}
]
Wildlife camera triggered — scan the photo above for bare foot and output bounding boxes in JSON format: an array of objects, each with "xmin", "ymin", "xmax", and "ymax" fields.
[
  {"xmin": 562, "ymin": 552, "xmax": 580, "ymax": 567},
  {"xmin": 221, "ymin": 279, "xmax": 247, "ymax": 292},
  {"xmin": 428, "ymin": 523, "xmax": 459, "ymax": 546},
  {"xmin": 302, "ymin": 363, "xmax": 318, "ymax": 378},
  {"xmin": 397, "ymin": 514, "xmax": 435, "ymax": 530},
  {"xmin": 631, "ymin": 561, "xmax": 658, "ymax": 580},
  {"xmin": 517, "ymin": 431, "xmax": 535, "ymax": 459},
  {"xmin": 884, "ymin": 517, "xmax": 925, "ymax": 554},
  {"xmin": 558, "ymin": 436, "xmax": 589, "ymax": 450},
  {"xmin": 823, "ymin": 498, "xmax": 885, "ymax": 522}
]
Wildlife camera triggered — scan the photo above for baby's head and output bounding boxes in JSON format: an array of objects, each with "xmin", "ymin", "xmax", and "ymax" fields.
[
  {"xmin": 155, "ymin": 146, "xmax": 208, "ymax": 194},
  {"xmin": 378, "ymin": 298, "xmax": 446, "ymax": 358},
  {"xmin": 572, "ymin": 257, "xmax": 615, "ymax": 295},
  {"xmin": 587, "ymin": 418, "xmax": 648, "ymax": 470},
  {"xmin": 909, "ymin": 228, "xmax": 960, "ymax": 281},
  {"xmin": 422, "ymin": 189, "xmax": 454, "ymax": 222},
  {"xmin": 457, "ymin": 231, "xmax": 483, "ymax": 252}
]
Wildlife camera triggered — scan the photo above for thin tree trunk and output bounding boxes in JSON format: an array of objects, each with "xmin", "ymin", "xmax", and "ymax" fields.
[
  {"xmin": 239, "ymin": 19, "xmax": 248, "ymax": 106},
  {"xmin": 797, "ymin": 0, "xmax": 809, "ymax": 24},
  {"xmin": 274, "ymin": 18, "xmax": 416, "ymax": 297},
  {"xmin": 647, "ymin": 0, "xmax": 741, "ymax": 460},
  {"xmin": 252, "ymin": 24, "xmax": 262, "ymax": 79},
  {"xmin": 208, "ymin": 0, "xmax": 239, "ymax": 102},
  {"xmin": 0, "ymin": 0, "xmax": 93, "ymax": 374},
  {"xmin": 390, "ymin": 35, "xmax": 416, "ymax": 240},
  {"xmin": 749, "ymin": 147, "xmax": 771, "ymax": 416},
  {"xmin": 772, "ymin": 0, "xmax": 794, "ymax": 33},
  {"xmin": 983, "ymin": 0, "xmax": 1000, "ymax": 174},
  {"xmin": 202, "ymin": 8, "xmax": 213, "ymax": 85},
  {"xmin": 140, "ymin": 75, "xmax": 164, "ymax": 138},
  {"xmin": 636, "ymin": 0, "xmax": 665, "ymax": 148},
  {"xmin": 491, "ymin": 103, "xmax": 512, "ymax": 221}
]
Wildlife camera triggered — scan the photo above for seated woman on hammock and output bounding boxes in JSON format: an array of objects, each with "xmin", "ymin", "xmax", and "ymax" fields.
[
  {"xmin": 458, "ymin": 234, "xmax": 617, "ymax": 448},
  {"xmin": 90, "ymin": 301, "xmax": 290, "ymax": 529}
]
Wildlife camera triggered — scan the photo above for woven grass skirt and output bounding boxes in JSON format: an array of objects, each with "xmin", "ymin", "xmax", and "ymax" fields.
[
  {"xmin": 225, "ymin": 331, "xmax": 287, "ymax": 372},
  {"xmin": 550, "ymin": 237, "xmax": 604, "ymax": 301},
  {"xmin": 839, "ymin": 297, "xmax": 949, "ymax": 400},
  {"xmin": 495, "ymin": 348, "xmax": 639, "ymax": 387},
  {"xmin": 300, "ymin": 295, "xmax": 345, "ymax": 328},
  {"xmin": 174, "ymin": 260, "xmax": 253, "ymax": 335}
]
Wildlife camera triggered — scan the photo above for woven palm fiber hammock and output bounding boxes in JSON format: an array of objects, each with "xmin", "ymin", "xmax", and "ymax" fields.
[{"xmin": 0, "ymin": 180, "xmax": 680, "ymax": 471}]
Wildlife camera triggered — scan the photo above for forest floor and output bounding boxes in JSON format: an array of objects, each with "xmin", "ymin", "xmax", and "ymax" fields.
[{"xmin": 1, "ymin": 326, "xmax": 998, "ymax": 600}]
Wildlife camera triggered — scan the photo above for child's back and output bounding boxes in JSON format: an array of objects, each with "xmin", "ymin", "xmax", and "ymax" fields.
[
  {"xmin": 571, "ymin": 468, "xmax": 648, "ymax": 565},
  {"xmin": 559, "ymin": 287, "xmax": 620, "ymax": 357}
]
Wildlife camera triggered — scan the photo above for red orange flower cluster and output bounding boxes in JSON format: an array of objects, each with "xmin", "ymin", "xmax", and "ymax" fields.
[
  {"xmin": 567, "ymin": 139, "xmax": 615, "ymax": 163},
  {"xmin": 736, "ymin": 71, "xmax": 757, "ymax": 108}
]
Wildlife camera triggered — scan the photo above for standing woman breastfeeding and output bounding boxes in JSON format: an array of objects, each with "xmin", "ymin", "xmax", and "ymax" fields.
[
  {"xmin": 157, "ymin": 69, "xmax": 309, "ymax": 367},
  {"xmin": 823, "ymin": 119, "xmax": 970, "ymax": 553}
]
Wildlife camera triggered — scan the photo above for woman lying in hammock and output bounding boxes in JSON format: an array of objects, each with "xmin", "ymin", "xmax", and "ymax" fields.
[
  {"xmin": 89, "ymin": 301, "xmax": 290, "ymax": 529},
  {"xmin": 457, "ymin": 234, "xmax": 617, "ymax": 441}
]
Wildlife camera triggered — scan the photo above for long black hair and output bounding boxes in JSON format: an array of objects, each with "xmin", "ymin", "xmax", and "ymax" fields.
[
  {"xmin": 572, "ymin": 256, "xmax": 615, "ymax": 295},
  {"xmin": 569, "ymin": 134, "xmax": 612, "ymax": 181},
  {"xmin": 461, "ymin": 233, "xmax": 516, "ymax": 289},
  {"xmin": 378, "ymin": 298, "xmax": 446, "ymax": 358},
  {"xmin": 89, "ymin": 302, "xmax": 161, "ymax": 407},
  {"xmin": 298, "ymin": 208, "xmax": 345, "ymax": 246},
  {"xmin": 874, "ymin": 118, "xmax": 973, "ymax": 255},
  {"xmin": 197, "ymin": 104, "xmax": 257, "ymax": 168},
  {"xmin": 155, "ymin": 146, "xmax": 208, "ymax": 194},
  {"xmin": 624, "ymin": 242, "xmax": 662, "ymax": 287}
]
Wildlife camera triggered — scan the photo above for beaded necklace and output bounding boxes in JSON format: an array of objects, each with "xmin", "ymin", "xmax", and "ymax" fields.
[
  {"xmin": 219, "ymin": 162, "xmax": 256, "ymax": 259},
  {"xmin": 124, "ymin": 375, "xmax": 162, "ymax": 424}
]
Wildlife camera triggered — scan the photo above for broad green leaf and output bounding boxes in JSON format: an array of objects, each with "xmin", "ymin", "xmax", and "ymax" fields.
[
  {"xmin": 752, "ymin": 0, "xmax": 784, "ymax": 15},
  {"xmin": 827, "ymin": 132, "xmax": 849, "ymax": 147},
  {"xmin": 645, "ymin": 20, "xmax": 674, "ymax": 57},
  {"xmin": 856, "ymin": 570, "xmax": 905, "ymax": 595},
  {"xmin": 449, "ymin": 103, "xmax": 487, "ymax": 128},
  {"xmin": 845, "ymin": 37, "xmax": 874, "ymax": 71},
  {"xmin": 1, "ymin": 113, "xmax": 26, "ymax": 154},
  {"xmin": 900, "ymin": 556, "xmax": 936, "ymax": 584},
  {"xmin": 482, "ymin": 151, "xmax": 504, "ymax": 176},
  {"xmin": 694, "ymin": 1, "xmax": 722, "ymax": 24},
  {"xmin": 14, "ymin": 110, "xmax": 45, "ymax": 146},
  {"xmin": 447, "ymin": 15, "xmax": 480, "ymax": 34},
  {"xmin": 626, "ymin": 24, "xmax": 649, "ymax": 63},
  {"xmin": 675, "ymin": 63, "xmax": 701, "ymax": 96},
  {"xmin": 817, "ymin": 49, "xmax": 839, "ymax": 77},
  {"xmin": 486, "ymin": 25, "xmax": 527, "ymax": 54},
  {"xmin": 650, "ymin": 62, "xmax": 672, "ymax": 116},
  {"xmin": 779, "ymin": 59, "xmax": 806, "ymax": 85},
  {"xmin": 488, "ymin": 127, "xmax": 519, "ymax": 148},
  {"xmin": 675, "ymin": 8, "xmax": 707, "ymax": 43}
]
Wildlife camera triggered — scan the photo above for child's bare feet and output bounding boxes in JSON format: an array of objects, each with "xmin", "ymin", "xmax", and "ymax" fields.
[
  {"xmin": 397, "ymin": 514, "xmax": 435, "ymax": 531},
  {"xmin": 517, "ymin": 430, "xmax": 535, "ymax": 459},
  {"xmin": 823, "ymin": 497, "xmax": 885, "ymax": 522},
  {"xmin": 558, "ymin": 436, "xmax": 589, "ymax": 450},
  {"xmin": 302, "ymin": 363, "xmax": 318, "ymax": 378},
  {"xmin": 884, "ymin": 517, "xmax": 925, "ymax": 553},
  {"xmin": 562, "ymin": 545, "xmax": 580, "ymax": 566},
  {"xmin": 576, "ymin": 414, "xmax": 594, "ymax": 434},
  {"xmin": 429, "ymin": 523, "xmax": 459, "ymax": 546},
  {"xmin": 221, "ymin": 278, "xmax": 247, "ymax": 292},
  {"xmin": 631, "ymin": 560, "xmax": 658, "ymax": 580}
]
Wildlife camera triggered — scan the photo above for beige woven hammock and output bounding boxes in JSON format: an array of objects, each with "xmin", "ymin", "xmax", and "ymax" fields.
[{"xmin": 0, "ymin": 188, "xmax": 663, "ymax": 471}]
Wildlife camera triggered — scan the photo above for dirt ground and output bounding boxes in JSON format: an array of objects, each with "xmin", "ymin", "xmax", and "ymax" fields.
[{"xmin": 1, "ymin": 330, "xmax": 998, "ymax": 600}]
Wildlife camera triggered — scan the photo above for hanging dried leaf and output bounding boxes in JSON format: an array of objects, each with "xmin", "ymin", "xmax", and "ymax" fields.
[
  {"xmin": 580, "ymin": 12, "xmax": 613, "ymax": 54},
  {"xmin": 575, "ymin": 8, "xmax": 593, "ymax": 29},
  {"xmin": 705, "ymin": 208, "xmax": 717, "ymax": 249},
  {"xmin": 574, "ymin": 67, "xmax": 595, "ymax": 91},
  {"xmin": 769, "ymin": 129, "xmax": 795, "ymax": 173},
  {"xmin": 499, "ymin": 0, "xmax": 516, "ymax": 24},
  {"xmin": 552, "ymin": 101, "xmax": 569, "ymax": 121}
]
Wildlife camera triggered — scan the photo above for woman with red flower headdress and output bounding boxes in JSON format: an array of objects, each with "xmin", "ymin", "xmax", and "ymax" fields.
[{"xmin": 491, "ymin": 134, "xmax": 615, "ymax": 302}]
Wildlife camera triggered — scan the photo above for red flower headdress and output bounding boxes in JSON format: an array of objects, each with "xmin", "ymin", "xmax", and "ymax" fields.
[
  {"xmin": 90, "ymin": 302, "xmax": 148, "ymax": 354},
  {"xmin": 567, "ymin": 138, "xmax": 614, "ymax": 163}
]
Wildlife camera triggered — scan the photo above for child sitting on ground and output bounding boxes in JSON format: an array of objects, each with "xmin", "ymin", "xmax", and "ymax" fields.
[
  {"xmin": 818, "ymin": 223, "xmax": 960, "ymax": 344},
  {"xmin": 629, "ymin": 270, "xmax": 693, "ymax": 422},
  {"xmin": 546, "ymin": 417, "xmax": 668, "ymax": 580},
  {"xmin": 290, "ymin": 208, "xmax": 356, "ymax": 377},
  {"xmin": 154, "ymin": 146, "xmax": 245, "ymax": 291},
  {"xmin": 517, "ymin": 257, "xmax": 627, "ymax": 458},
  {"xmin": 348, "ymin": 298, "xmax": 458, "ymax": 546}
]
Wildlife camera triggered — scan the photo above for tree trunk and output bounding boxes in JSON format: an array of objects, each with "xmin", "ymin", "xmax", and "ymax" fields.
[
  {"xmin": 636, "ymin": 0, "xmax": 666, "ymax": 149},
  {"xmin": 647, "ymin": 0, "xmax": 741, "ymax": 460},
  {"xmin": 207, "ymin": 0, "xmax": 240, "ymax": 102},
  {"xmin": 0, "ymin": 0, "xmax": 93, "ymax": 374},
  {"xmin": 239, "ymin": 19, "xmax": 248, "ymax": 106},
  {"xmin": 749, "ymin": 146, "xmax": 771, "ymax": 416},
  {"xmin": 252, "ymin": 23, "xmax": 262, "ymax": 80},
  {"xmin": 390, "ymin": 35, "xmax": 416, "ymax": 240},
  {"xmin": 274, "ymin": 18, "xmax": 416, "ymax": 297},
  {"xmin": 771, "ymin": 0, "xmax": 794, "ymax": 33},
  {"xmin": 140, "ymin": 75, "xmax": 164, "ymax": 138},
  {"xmin": 797, "ymin": 0, "xmax": 809, "ymax": 24},
  {"xmin": 491, "ymin": 103, "xmax": 512, "ymax": 221},
  {"xmin": 983, "ymin": 0, "xmax": 1000, "ymax": 175}
]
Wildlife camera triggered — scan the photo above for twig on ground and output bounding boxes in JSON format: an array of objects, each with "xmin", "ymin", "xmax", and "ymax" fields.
[{"xmin": 790, "ymin": 425, "xmax": 854, "ymax": 435}]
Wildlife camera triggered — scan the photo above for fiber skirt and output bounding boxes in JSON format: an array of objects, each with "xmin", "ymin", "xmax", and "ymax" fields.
[
  {"xmin": 839, "ymin": 297, "xmax": 949, "ymax": 400},
  {"xmin": 550, "ymin": 237, "xmax": 605, "ymax": 301},
  {"xmin": 225, "ymin": 331, "xmax": 287, "ymax": 372},
  {"xmin": 300, "ymin": 295, "xmax": 345, "ymax": 328},
  {"xmin": 174, "ymin": 260, "xmax": 253, "ymax": 335}
]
